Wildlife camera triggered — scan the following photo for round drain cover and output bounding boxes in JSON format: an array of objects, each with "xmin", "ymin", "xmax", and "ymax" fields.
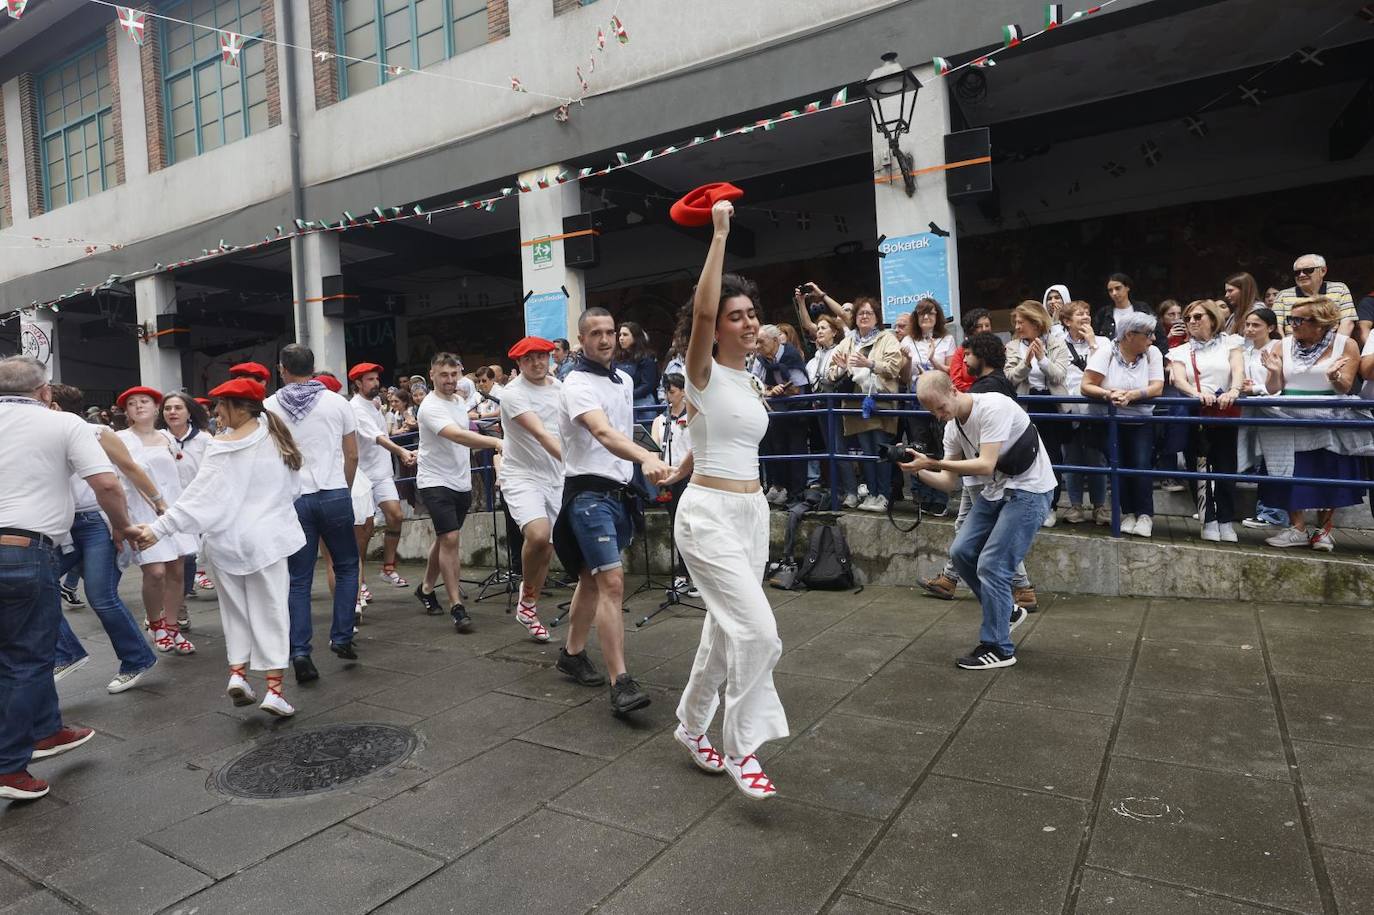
[{"xmin": 215, "ymin": 723, "xmax": 417, "ymax": 799}]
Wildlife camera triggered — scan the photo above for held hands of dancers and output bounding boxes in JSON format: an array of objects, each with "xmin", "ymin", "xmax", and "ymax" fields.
[
  {"xmin": 641, "ymin": 454, "xmax": 671, "ymax": 486},
  {"xmin": 131, "ymin": 524, "xmax": 159, "ymax": 550}
]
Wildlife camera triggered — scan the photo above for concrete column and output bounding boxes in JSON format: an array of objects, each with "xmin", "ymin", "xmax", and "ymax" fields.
[
  {"xmin": 517, "ymin": 164, "xmax": 587, "ymax": 339},
  {"xmin": 3, "ymin": 78, "xmax": 30, "ymax": 225},
  {"xmin": 113, "ymin": 22, "xmax": 149, "ymax": 181},
  {"xmin": 134, "ymin": 275, "xmax": 184, "ymax": 391},
  {"xmin": 872, "ymin": 62, "xmax": 961, "ymax": 330},
  {"xmin": 298, "ymin": 230, "xmax": 347, "ymax": 376}
]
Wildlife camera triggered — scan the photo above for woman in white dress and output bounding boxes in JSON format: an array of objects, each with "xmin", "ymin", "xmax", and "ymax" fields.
[
  {"xmin": 159, "ymin": 392, "xmax": 212, "ymax": 629},
  {"xmin": 115, "ymin": 387, "xmax": 197, "ymax": 655}
]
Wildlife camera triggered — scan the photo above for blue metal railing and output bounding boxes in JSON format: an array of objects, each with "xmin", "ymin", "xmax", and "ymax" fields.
[{"xmin": 380, "ymin": 393, "xmax": 1374, "ymax": 540}]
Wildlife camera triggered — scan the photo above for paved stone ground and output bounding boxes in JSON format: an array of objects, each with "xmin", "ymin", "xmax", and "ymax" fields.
[{"xmin": 3, "ymin": 565, "xmax": 1372, "ymax": 914}]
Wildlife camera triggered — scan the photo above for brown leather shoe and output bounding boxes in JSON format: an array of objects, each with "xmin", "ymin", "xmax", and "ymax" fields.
[
  {"xmin": 1013, "ymin": 586, "xmax": 1039, "ymax": 612},
  {"xmin": 918, "ymin": 574, "xmax": 957, "ymax": 600}
]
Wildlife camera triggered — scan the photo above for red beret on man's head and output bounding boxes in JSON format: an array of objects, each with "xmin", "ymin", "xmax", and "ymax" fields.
[
  {"xmin": 347, "ymin": 362, "xmax": 384, "ymax": 381},
  {"xmin": 193, "ymin": 397, "xmax": 212, "ymax": 407},
  {"xmin": 670, "ymin": 182, "xmax": 745, "ymax": 227},
  {"xmin": 314, "ymin": 374, "xmax": 343, "ymax": 393},
  {"xmin": 229, "ymin": 361, "xmax": 271, "ymax": 381},
  {"xmin": 208, "ymin": 378, "xmax": 266, "ymax": 402},
  {"xmin": 115, "ymin": 386, "xmax": 163, "ymax": 409},
  {"xmin": 507, "ymin": 336, "xmax": 556, "ymax": 360}
]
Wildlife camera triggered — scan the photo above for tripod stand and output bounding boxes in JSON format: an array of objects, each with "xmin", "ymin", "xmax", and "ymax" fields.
[{"xmin": 636, "ymin": 488, "xmax": 704, "ymax": 628}]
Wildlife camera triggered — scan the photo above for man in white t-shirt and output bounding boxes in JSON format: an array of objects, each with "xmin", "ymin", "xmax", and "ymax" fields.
[
  {"xmin": 498, "ymin": 337, "xmax": 565, "ymax": 643},
  {"xmin": 347, "ymin": 363, "xmax": 418, "ymax": 592},
  {"xmin": 264, "ymin": 344, "xmax": 360, "ymax": 682},
  {"xmin": 900, "ymin": 372, "xmax": 1055, "ymax": 671},
  {"xmin": 414, "ymin": 352, "xmax": 503, "ymax": 633},
  {"xmin": 552, "ymin": 308, "xmax": 670, "ymax": 716},
  {"xmin": 0, "ymin": 356, "xmax": 135, "ymax": 801}
]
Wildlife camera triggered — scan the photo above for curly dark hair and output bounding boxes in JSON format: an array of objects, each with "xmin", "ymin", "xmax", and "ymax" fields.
[
  {"xmin": 673, "ymin": 272, "xmax": 760, "ymax": 346},
  {"xmin": 964, "ymin": 332, "xmax": 1006, "ymax": 372}
]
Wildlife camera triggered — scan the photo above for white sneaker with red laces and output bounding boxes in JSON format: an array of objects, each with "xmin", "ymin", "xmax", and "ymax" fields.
[
  {"xmin": 195, "ymin": 572, "xmax": 215, "ymax": 591},
  {"xmin": 514, "ymin": 602, "xmax": 550, "ymax": 643},
  {"xmin": 724, "ymin": 753, "xmax": 777, "ymax": 800},
  {"xmin": 226, "ymin": 673, "xmax": 256, "ymax": 707},
  {"xmin": 673, "ymin": 725, "xmax": 725, "ymax": 774},
  {"xmin": 380, "ymin": 566, "xmax": 408, "ymax": 587},
  {"xmin": 360, "ymin": 583, "xmax": 372, "ymax": 604}
]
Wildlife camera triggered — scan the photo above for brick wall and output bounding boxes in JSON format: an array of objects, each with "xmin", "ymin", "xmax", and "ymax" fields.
[
  {"xmin": 138, "ymin": 4, "xmax": 166, "ymax": 173},
  {"xmin": 263, "ymin": 0, "xmax": 282, "ymax": 127},
  {"xmin": 18, "ymin": 73, "xmax": 42, "ymax": 217},
  {"xmin": 0, "ymin": 95, "xmax": 9, "ymax": 228},
  {"xmin": 104, "ymin": 22, "xmax": 127, "ymax": 187},
  {"xmin": 309, "ymin": 0, "xmax": 339, "ymax": 109},
  {"xmin": 487, "ymin": 0, "xmax": 510, "ymax": 41},
  {"xmin": 552, "ymin": 0, "xmax": 592, "ymax": 15}
]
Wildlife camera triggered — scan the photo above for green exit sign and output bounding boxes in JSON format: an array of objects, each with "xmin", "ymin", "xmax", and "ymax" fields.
[{"xmin": 531, "ymin": 238, "xmax": 553, "ymax": 269}]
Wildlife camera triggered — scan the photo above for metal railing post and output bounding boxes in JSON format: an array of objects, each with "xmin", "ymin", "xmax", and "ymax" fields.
[
  {"xmin": 1106, "ymin": 403, "xmax": 1122, "ymax": 538},
  {"xmin": 826, "ymin": 394, "xmax": 840, "ymax": 511}
]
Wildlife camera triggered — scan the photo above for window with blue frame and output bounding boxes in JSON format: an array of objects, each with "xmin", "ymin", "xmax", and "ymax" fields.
[
  {"xmin": 336, "ymin": 0, "xmax": 488, "ymax": 99},
  {"xmin": 38, "ymin": 43, "xmax": 117, "ymax": 210},
  {"xmin": 161, "ymin": 0, "xmax": 268, "ymax": 164}
]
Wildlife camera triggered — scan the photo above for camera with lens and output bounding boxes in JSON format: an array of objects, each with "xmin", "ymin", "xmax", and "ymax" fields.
[{"xmin": 886, "ymin": 442, "xmax": 918, "ymax": 464}]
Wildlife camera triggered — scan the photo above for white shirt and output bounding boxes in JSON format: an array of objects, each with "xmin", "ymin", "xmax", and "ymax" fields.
[
  {"xmin": 652, "ymin": 409, "xmax": 692, "ymax": 468},
  {"xmin": 264, "ymin": 389, "xmax": 357, "ymax": 494},
  {"xmin": 1062, "ymin": 333, "xmax": 1109, "ymax": 416},
  {"xmin": 559, "ymin": 367, "xmax": 634, "ymax": 484},
  {"xmin": 416, "ymin": 392, "xmax": 473, "ymax": 492},
  {"xmin": 1245, "ymin": 340, "xmax": 1279, "ymax": 393},
  {"xmin": 1168, "ymin": 336, "xmax": 1240, "ymax": 395},
  {"xmin": 0, "ymin": 400, "xmax": 112, "ymax": 540},
  {"xmin": 351, "ymin": 393, "xmax": 394, "ymax": 481},
  {"xmin": 685, "ymin": 361, "xmax": 768, "ymax": 481},
  {"xmin": 942, "ymin": 392, "xmax": 1057, "ymax": 501},
  {"xmin": 1111, "ymin": 306, "xmax": 1134, "ymax": 335},
  {"xmin": 1361, "ymin": 334, "xmax": 1374, "ymax": 400},
  {"xmin": 909, "ymin": 335, "xmax": 955, "ymax": 378},
  {"xmin": 71, "ymin": 425, "xmax": 108, "ymax": 512},
  {"xmin": 1085, "ymin": 345, "xmax": 1165, "ymax": 417},
  {"xmin": 498, "ymin": 374, "xmax": 563, "ymax": 483}
]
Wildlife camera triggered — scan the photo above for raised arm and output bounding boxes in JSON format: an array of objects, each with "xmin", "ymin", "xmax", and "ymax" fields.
[
  {"xmin": 794, "ymin": 288, "xmax": 818, "ymax": 339},
  {"xmin": 685, "ymin": 200, "xmax": 733, "ymax": 391}
]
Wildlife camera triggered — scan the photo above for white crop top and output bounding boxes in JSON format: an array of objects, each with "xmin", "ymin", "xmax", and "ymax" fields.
[{"xmin": 685, "ymin": 361, "xmax": 769, "ymax": 481}]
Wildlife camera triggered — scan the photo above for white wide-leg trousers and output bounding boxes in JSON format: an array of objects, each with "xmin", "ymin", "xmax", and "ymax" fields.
[
  {"xmin": 674, "ymin": 484, "xmax": 789, "ymax": 758},
  {"xmin": 213, "ymin": 558, "xmax": 291, "ymax": 671}
]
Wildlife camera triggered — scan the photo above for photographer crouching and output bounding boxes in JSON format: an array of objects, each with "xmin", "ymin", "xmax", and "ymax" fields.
[{"xmin": 898, "ymin": 372, "xmax": 1056, "ymax": 670}]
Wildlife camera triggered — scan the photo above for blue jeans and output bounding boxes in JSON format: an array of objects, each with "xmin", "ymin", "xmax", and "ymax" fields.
[
  {"xmin": 0, "ymin": 540, "xmax": 63, "ymax": 774},
  {"xmin": 287, "ymin": 489, "xmax": 360, "ymax": 657},
  {"xmin": 568, "ymin": 491, "xmax": 632, "ymax": 575},
  {"xmin": 1062, "ymin": 434, "xmax": 1107, "ymax": 507},
  {"xmin": 1118, "ymin": 424, "xmax": 1154, "ymax": 518},
  {"xmin": 853, "ymin": 428, "xmax": 895, "ymax": 498},
  {"xmin": 950, "ymin": 488, "xmax": 1054, "ymax": 656},
  {"xmin": 53, "ymin": 512, "xmax": 158, "ymax": 674},
  {"xmin": 183, "ymin": 553, "xmax": 197, "ymax": 596}
]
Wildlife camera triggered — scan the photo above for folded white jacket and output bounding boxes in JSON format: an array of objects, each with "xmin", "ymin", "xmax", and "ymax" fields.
[{"xmin": 150, "ymin": 417, "xmax": 306, "ymax": 575}]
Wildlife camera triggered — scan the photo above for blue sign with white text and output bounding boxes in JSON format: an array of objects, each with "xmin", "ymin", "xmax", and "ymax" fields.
[
  {"xmin": 878, "ymin": 232, "xmax": 951, "ymax": 320},
  {"xmin": 524, "ymin": 291, "xmax": 568, "ymax": 341}
]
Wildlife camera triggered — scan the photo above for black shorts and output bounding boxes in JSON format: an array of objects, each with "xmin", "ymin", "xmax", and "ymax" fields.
[{"xmin": 418, "ymin": 486, "xmax": 472, "ymax": 536}]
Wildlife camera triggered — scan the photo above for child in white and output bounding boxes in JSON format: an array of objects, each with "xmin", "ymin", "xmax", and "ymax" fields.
[
  {"xmin": 139, "ymin": 381, "xmax": 305, "ymax": 716},
  {"xmin": 671, "ymin": 199, "xmax": 788, "ymax": 801}
]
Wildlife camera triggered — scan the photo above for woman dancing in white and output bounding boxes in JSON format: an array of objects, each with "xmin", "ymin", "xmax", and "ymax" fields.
[{"xmin": 670, "ymin": 199, "xmax": 787, "ymax": 800}]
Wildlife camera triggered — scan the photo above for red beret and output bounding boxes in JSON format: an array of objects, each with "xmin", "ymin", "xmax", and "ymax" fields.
[
  {"xmin": 507, "ymin": 336, "xmax": 556, "ymax": 360},
  {"xmin": 314, "ymin": 374, "xmax": 343, "ymax": 393},
  {"xmin": 208, "ymin": 378, "xmax": 266, "ymax": 402},
  {"xmin": 193, "ymin": 397, "xmax": 212, "ymax": 407},
  {"xmin": 229, "ymin": 361, "xmax": 271, "ymax": 381},
  {"xmin": 115, "ymin": 386, "xmax": 163, "ymax": 409},
  {"xmin": 670, "ymin": 182, "xmax": 744, "ymax": 227},
  {"xmin": 347, "ymin": 362, "xmax": 384, "ymax": 381}
]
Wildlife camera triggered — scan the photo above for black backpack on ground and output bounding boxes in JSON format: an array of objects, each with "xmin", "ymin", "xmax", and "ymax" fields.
[{"xmin": 797, "ymin": 523, "xmax": 857, "ymax": 591}]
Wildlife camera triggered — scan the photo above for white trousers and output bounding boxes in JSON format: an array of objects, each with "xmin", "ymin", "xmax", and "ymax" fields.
[
  {"xmin": 212, "ymin": 558, "xmax": 291, "ymax": 671},
  {"xmin": 674, "ymin": 484, "xmax": 789, "ymax": 758}
]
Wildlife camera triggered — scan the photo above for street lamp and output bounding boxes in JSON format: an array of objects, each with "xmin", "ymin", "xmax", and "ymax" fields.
[{"xmin": 862, "ymin": 52, "xmax": 921, "ymax": 197}]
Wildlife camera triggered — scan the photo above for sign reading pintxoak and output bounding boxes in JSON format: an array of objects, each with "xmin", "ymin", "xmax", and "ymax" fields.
[{"xmin": 878, "ymin": 232, "xmax": 951, "ymax": 320}]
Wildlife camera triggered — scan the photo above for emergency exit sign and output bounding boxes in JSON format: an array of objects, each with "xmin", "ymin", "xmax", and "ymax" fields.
[{"xmin": 531, "ymin": 238, "xmax": 553, "ymax": 269}]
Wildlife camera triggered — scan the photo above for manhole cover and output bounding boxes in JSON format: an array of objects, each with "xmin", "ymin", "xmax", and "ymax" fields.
[{"xmin": 215, "ymin": 723, "xmax": 417, "ymax": 799}]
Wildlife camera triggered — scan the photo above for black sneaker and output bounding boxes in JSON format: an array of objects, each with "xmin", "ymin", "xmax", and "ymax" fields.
[
  {"xmin": 330, "ymin": 641, "xmax": 358, "ymax": 660},
  {"xmin": 416, "ymin": 584, "xmax": 443, "ymax": 615},
  {"xmin": 956, "ymin": 643, "xmax": 1017, "ymax": 670},
  {"xmin": 1009, "ymin": 605, "xmax": 1028, "ymax": 632},
  {"xmin": 450, "ymin": 604, "xmax": 473, "ymax": 633},
  {"xmin": 293, "ymin": 655, "xmax": 319, "ymax": 683},
  {"xmin": 609, "ymin": 674, "xmax": 652, "ymax": 715},
  {"xmin": 60, "ymin": 584, "xmax": 84, "ymax": 608},
  {"xmin": 556, "ymin": 648, "xmax": 605, "ymax": 686}
]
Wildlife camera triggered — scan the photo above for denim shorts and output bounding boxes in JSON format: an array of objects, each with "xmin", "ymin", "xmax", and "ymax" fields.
[{"xmin": 568, "ymin": 491, "xmax": 632, "ymax": 575}]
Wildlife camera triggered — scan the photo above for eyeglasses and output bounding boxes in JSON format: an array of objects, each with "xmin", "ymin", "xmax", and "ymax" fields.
[
  {"xmin": 1185, "ymin": 314, "xmax": 1206, "ymax": 322},
  {"xmin": 1294, "ymin": 266, "xmax": 1319, "ymax": 276},
  {"xmin": 1286, "ymin": 316, "xmax": 1313, "ymax": 327}
]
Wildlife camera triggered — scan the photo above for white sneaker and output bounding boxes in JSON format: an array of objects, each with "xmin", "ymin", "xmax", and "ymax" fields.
[
  {"xmin": 54, "ymin": 656, "xmax": 90, "ymax": 682},
  {"xmin": 260, "ymin": 690, "xmax": 295, "ymax": 717},
  {"xmin": 1162, "ymin": 479, "xmax": 1186, "ymax": 493},
  {"xmin": 857, "ymin": 484, "xmax": 870, "ymax": 500},
  {"xmin": 1201, "ymin": 521, "xmax": 1220, "ymax": 542},
  {"xmin": 871, "ymin": 495, "xmax": 890, "ymax": 513},
  {"xmin": 673, "ymin": 725, "xmax": 725, "ymax": 774},
  {"xmin": 724, "ymin": 753, "xmax": 776, "ymax": 800},
  {"xmin": 1310, "ymin": 530, "xmax": 1335, "ymax": 553},
  {"xmin": 1119, "ymin": 514, "xmax": 1137, "ymax": 535},
  {"xmin": 515, "ymin": 603, "xmax": 551, "ymax": 643},
  {"xmin": 1266, "ymin": 526, "xmax": 1312, "ymax": 548},
  {"xmin": 1093, "ymin": 505, "xmax": 1112, "ymax": 526},
  {"xmin": 1062, "ymin": 506, "xmax": 1085, "ymax": 524},
  {"xmin": 1132, "ymin": 515, "xmax": 1153, "ymax": 538},
  {"xmin": 107, "ymin": 663, "xmax": 154, "ymax": 694},
  {"xmin": 227, "ymin": 673, "xmax": 257, "ymax": 707},
  {"xmin": 380, "ymin": 567, "xmax": 408, "ymax": 587},
  {"xmin": 841, "ymin": 493, "xmax": 859, "ymax": 509},
  {"xmin": 1009, "ymin": 605, "xmax": 1028, "ymax": 632},
  {"xmin": 1218, "ymin": 523, "xmax": 1238, "ymax": 543},
  {"xmin": 1042, "ymin": 511, "xmax": 1058, "ymax": 528}
]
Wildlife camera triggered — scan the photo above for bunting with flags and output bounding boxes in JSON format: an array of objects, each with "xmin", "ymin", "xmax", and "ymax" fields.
[
  {"xmin": 610, "ymin": 14, "xmax": 628, "ymax": 44},
  {"xmin": 933, "ymin": 56, "xmax": 951, "ymax": 75},
  {"xmin": 220, "ymin": 32, "xmax": 246, "ymax": 66},
  {"xmin": 1045, "ymin": 4, "xmax": 1064, "ymax": 28},
  {"xmin": 1002, "ymin": 25, "xmax": 1023, "ymax": 47},
  {"xmin": 116, "ymin": 6, "xmax": 148, "ymax": 45},
  {"xmin": 5, "ymin": 0, "xmax": 28, "ymax": 19}
]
